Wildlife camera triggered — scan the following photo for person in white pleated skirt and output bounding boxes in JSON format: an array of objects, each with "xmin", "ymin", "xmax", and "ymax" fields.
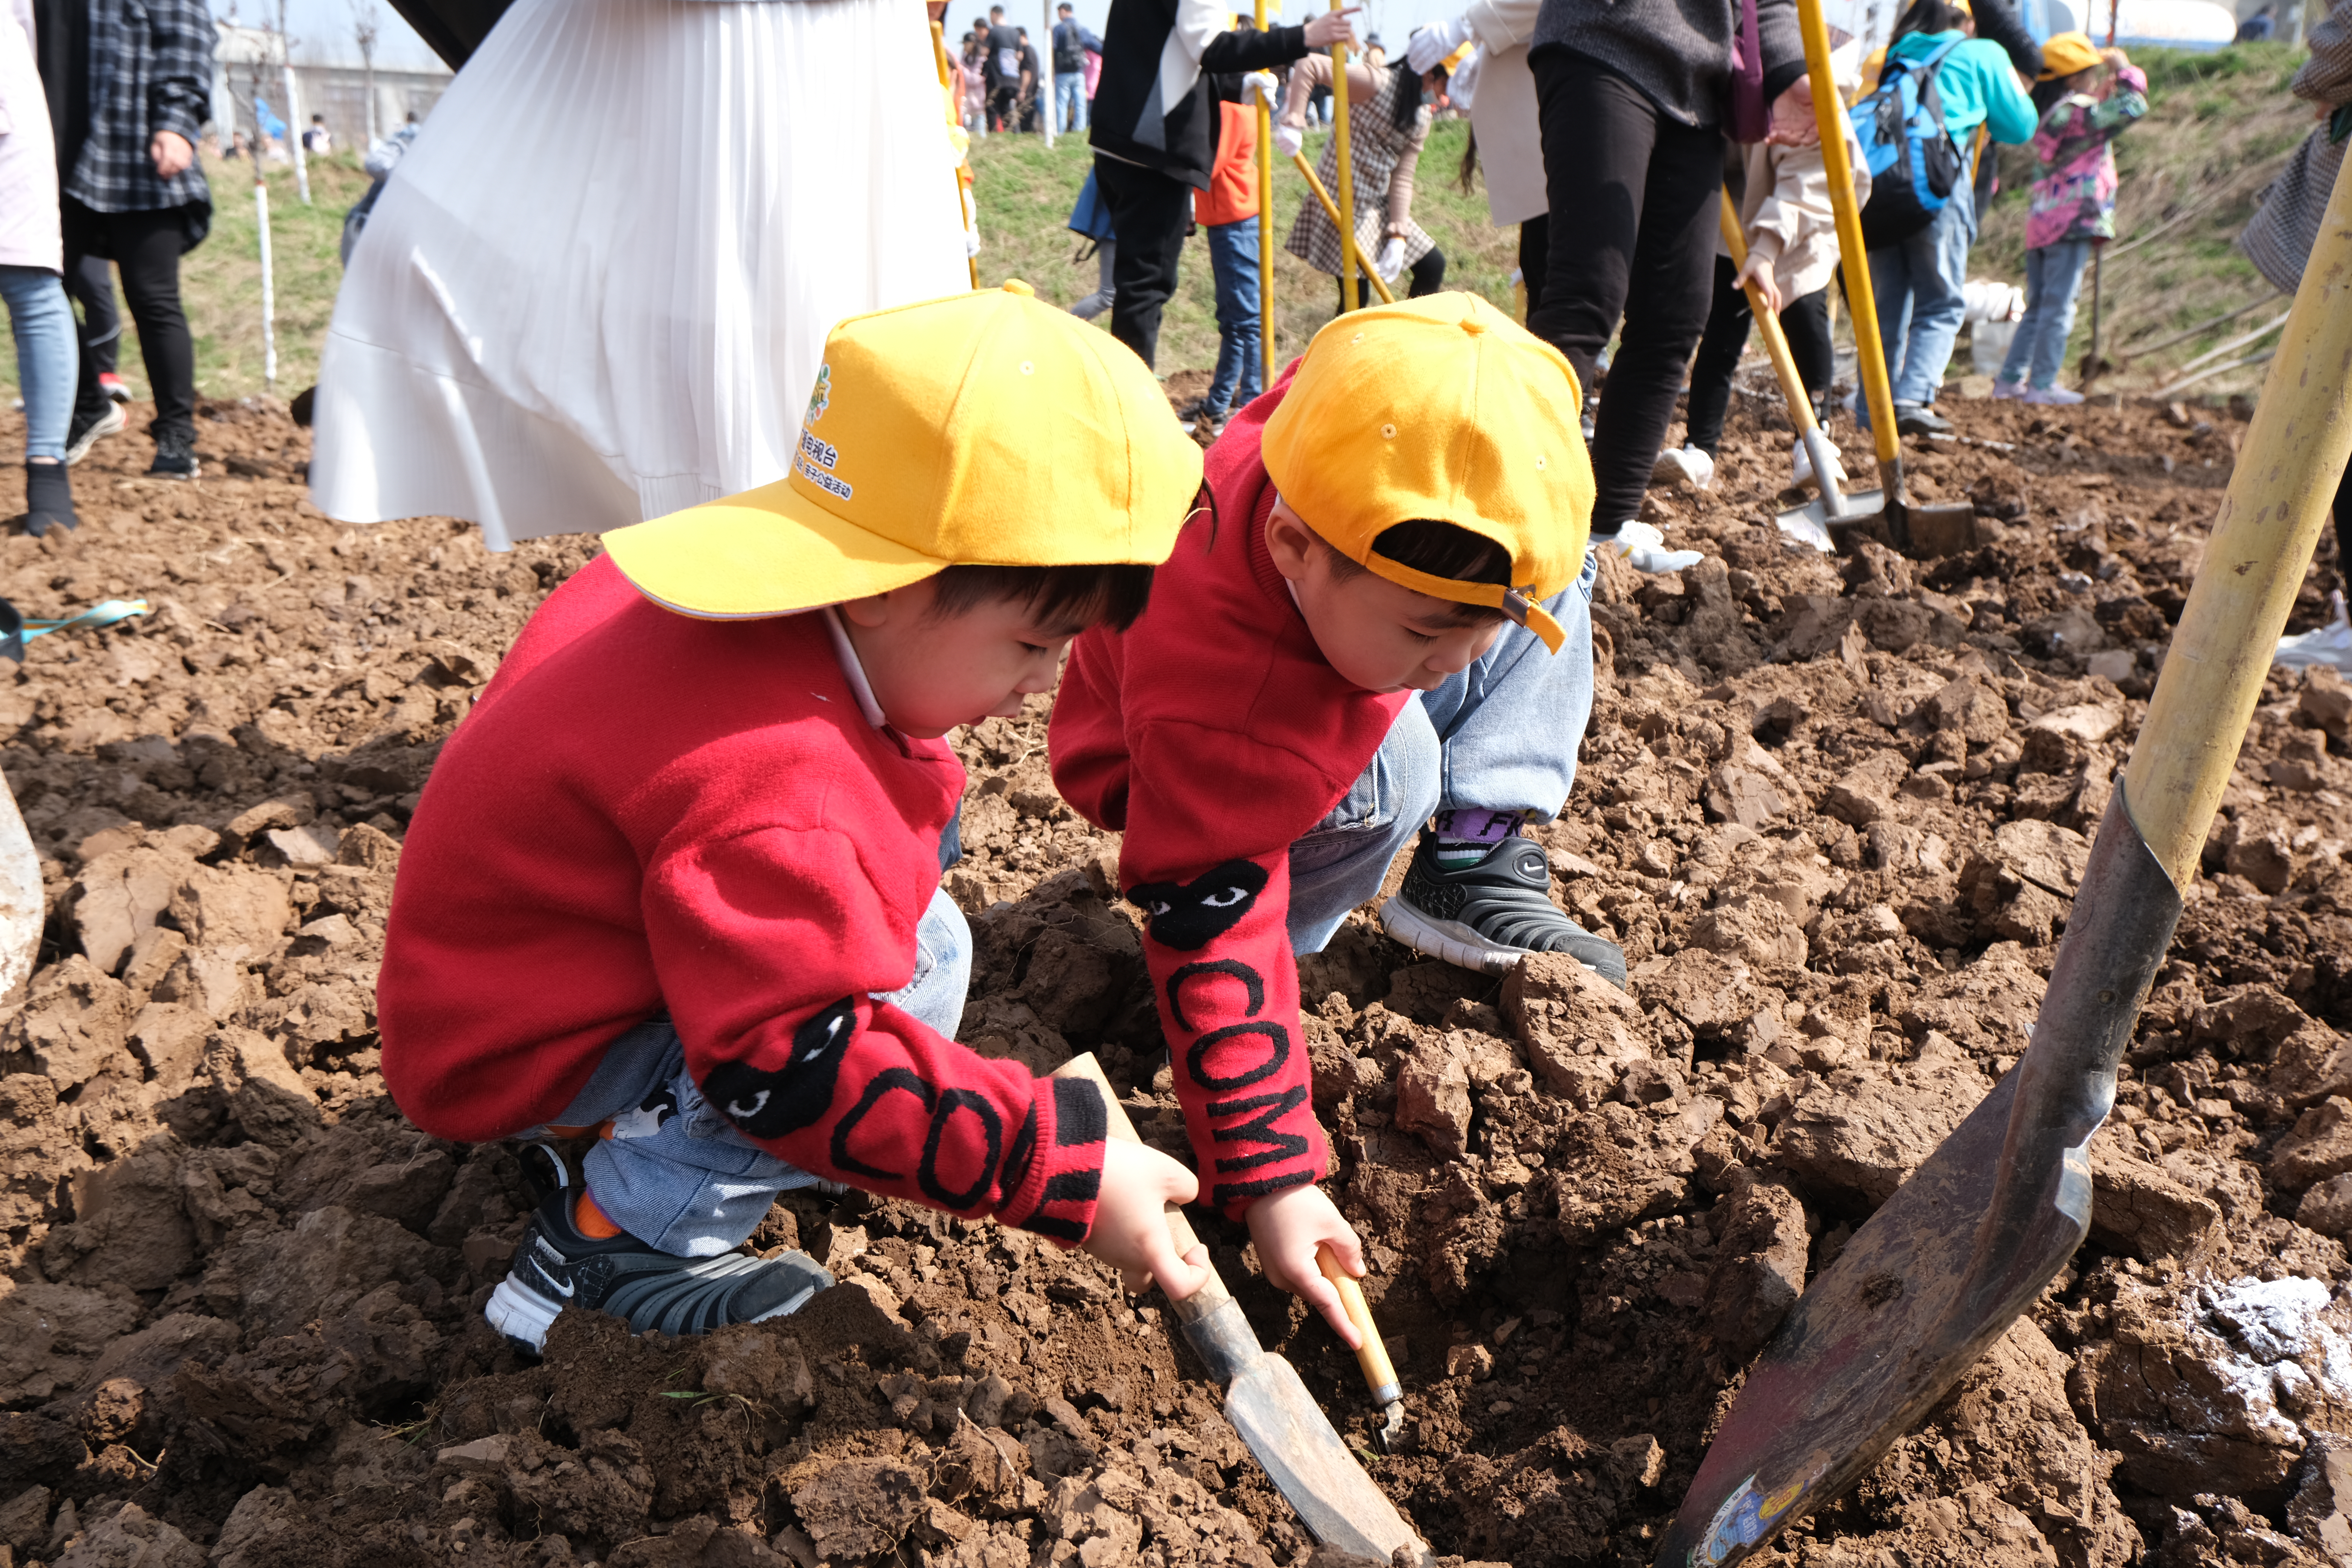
[{"xmin": 309, "ymin": 0, "xmax": 972, "ymax": 551}]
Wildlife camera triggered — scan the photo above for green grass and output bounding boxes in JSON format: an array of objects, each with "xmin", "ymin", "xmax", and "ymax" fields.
[
  {"xmin": 1972, "ymin": 41, "xmax": 2313, "ymax": 396},
  {"xmin": 2, "ymin": 152, "xmax": 372, "ymax": 405},
  {"xmin": 968, "ymin": 118, "xmax": 1521, "ymax": 383}
]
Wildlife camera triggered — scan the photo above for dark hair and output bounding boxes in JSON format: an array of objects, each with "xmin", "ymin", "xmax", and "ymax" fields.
[
  {"xmin": 929, "ymin": 563, "xmax": 1156, "ymax": 631},
  {"xmin": 1390, "ymin": 56, "xmax": 1440, "ymax": 133},
  {"xmin": 1321, "ymin": 520, "xmax": 1511, "ymax": 623},
  {"xmin": 1891, "ymin": 0, "xmax": 1970, "ymax": 41}
]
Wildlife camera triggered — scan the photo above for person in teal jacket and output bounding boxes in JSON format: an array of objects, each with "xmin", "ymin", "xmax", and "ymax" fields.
[{"xmin": 1866, "ymin": 0, "xmax": 2037, "ymax": 438}]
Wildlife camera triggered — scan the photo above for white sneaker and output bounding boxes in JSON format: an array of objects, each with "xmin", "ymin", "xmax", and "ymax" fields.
[
  {"xmin": 2024, "ymin": 386, "xmax": 2085, "ymax": 406},
  {"xmin": 1650, "ymin": 444, "xmax": 1715, "ymax": 490},
  {"xmin": 1791, "ymin": 436, "xmax": 1847, "ymax": 490},
  {"xmin": 1603, "ymin": 520, "xmax": 1705, "ymax": 575},
  {"xmin": 2276, "ymin": 591, "xmax": 2352, "ymax": 674}
]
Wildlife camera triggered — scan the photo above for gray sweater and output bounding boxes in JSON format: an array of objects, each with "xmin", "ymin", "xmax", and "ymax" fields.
[{"xmin": 1532, "ymin": 0, "xmax": 1805, "ymax": 128}]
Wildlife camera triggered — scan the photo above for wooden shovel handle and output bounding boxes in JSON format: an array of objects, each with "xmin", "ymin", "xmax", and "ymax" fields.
[
  {"xmin": 1317, "ymin": 1246, "xmax": 1401, "ymax": 1403},
  {"xmin": 1050, "ymin": 1053, "xmax": 1234, "ymax": 1314},
  {"xmin": 1717, "ymin": 192, "xmax": 1821, "ymax": 443}
]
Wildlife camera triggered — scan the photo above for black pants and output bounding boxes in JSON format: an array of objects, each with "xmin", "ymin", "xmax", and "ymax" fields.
[
  {"xmin": 1335, "ymin": 247, "xmax": 1446, "ymax": 312},
  {"xmin": 1095, "ymin": 153, "xmax": 1193, "ymax": 368},
  {"xmin": 1527, "ymin": 48, "xmax": 1725, "ymax": 529},
  {"xmin": 1520, "ymin": 213, "xmax": 1549, "ymax": 317},
  {"xmin": 1684, "ymin": 256, "xmax": 1835, "ymax": 454},
  {"xmin": 68, "ymin": 254, "xmax": 120, "ymax": 379},
  {"xmin": 63, "ymin": 201, "xmax": 197, "ymax": 443},
  {"xmin": 991, "ymin": 84, "xmax": 1019, "ymax": 130}
]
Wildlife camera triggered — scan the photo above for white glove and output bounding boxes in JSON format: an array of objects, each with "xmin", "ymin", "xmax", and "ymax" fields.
[
  {"xmin": 1244, "ymin": 70, "xmax": 1280, "ymax": 107},
  {"xmin": 1406, "ymin": 14, "xmax": 1471, "ymax": 74},
  {"xmin": 1603, "ymin": 520, "xmax": 1703, "ymax": 575},
  {"xmin": 965, "ymin": 225, "xmax": 982, "ymax": 258},
  {"xmin": 1375, "ymin": 236, "xmax": 1406, "ymax": 281},
  {"xmin": 1272, "ymin": 122, "xmax": 1304, "ymax": 161}
]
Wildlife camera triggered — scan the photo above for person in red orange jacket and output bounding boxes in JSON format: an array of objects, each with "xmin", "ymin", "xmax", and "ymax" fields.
[
  {"xmin": 1049, "ymin": 293, "xmax": 1617, "ymax": 1343},
  {"xmin": 376, "ymin": 288, "xmax": 1214, "ymax": 1355},
  {"xmin": 1181, "ymin": 59, "xmax": 1279, "ymax": 440}
]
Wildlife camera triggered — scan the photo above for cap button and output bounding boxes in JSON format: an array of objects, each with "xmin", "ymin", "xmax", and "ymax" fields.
[
  {"xmin": 1001, "ymin": 280, "xmax": 1036, "ymax": 297},
  {"xmin": 1460, "ymin": 317, "xmax": 1487, "ymax": 335}
]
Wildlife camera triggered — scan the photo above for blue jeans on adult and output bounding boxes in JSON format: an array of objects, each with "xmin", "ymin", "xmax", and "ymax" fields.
[
  {"xmin": 0, "ymin": 267, "xmax": 77, "ymax": 461},
  {"xmin": 1205, "ymin": 219, "xmax": 1263, "ymax": 417},
  {"xmin": 1285, "ymin": 549, "xmax": 1600, "ymax": 952},
  {"xmin": 1057, "ymin": 72, "xmax": 1087, "ymax": 132},
  {"xmin": 1865, "ymin": 178, "xmax": 1977, "ymax": 413},
  {"xmin": 526, "ymin": 886, "xmax": 972, "ymax": 1256},
  {"xmin": 1997, "ymin": 240, "xmax": 2093, "ymax": 392}
]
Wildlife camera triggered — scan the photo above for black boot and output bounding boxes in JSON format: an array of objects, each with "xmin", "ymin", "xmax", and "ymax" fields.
[{"xmin": 23, "ymin": 462, "xmax": 75, "ymax": 539}]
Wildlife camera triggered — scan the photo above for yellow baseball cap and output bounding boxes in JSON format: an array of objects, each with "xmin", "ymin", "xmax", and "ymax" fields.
[
  {"xmin": 1259, "ymin": 292, "xmax": 1592, "ymax": 652},
  {"xmin": 603, "ymin": 283, "xmax": 1204, "ymax": 619},
  {"xmin": 2038, "ymin": 30, "xmax": 2102, "ymax": 79}
]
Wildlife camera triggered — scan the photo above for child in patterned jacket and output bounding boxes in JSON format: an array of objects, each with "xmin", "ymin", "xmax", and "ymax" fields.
[{"xmin": 1994, "ymin": 32, "xmax": 2148, "ymax": 405}]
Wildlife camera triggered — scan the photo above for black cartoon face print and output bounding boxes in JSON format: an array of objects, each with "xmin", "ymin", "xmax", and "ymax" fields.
[
  {"xmin": 1127, "ymin": 859, "xmax": 1271, "ymax": 951},
  {"xmin": 701, "ymin": 995, "xmax": 859, "ymax": 1140}
]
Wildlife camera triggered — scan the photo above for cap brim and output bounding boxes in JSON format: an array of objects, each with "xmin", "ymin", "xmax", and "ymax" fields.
[{"xmin": 601, "ymin": 477, "xmax": 945, "ymax": 619}]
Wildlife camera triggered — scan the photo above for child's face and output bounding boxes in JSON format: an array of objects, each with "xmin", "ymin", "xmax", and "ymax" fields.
[
  {"xmin": 836, "ymin": 579, "xmax": 1085, "ymax": 739},
  {"xmin": 1265, "ymin": 499, "xmax": 1505, "ymax": 695}
]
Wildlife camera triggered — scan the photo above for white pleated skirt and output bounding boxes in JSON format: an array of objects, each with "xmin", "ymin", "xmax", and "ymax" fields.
[{"xmin": 309, "ymin": 0, "xmax": 971, "ymax": 550}]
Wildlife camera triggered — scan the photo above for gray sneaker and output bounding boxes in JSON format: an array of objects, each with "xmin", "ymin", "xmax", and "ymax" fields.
[
  {"xmin": 1380, "ymin": 830, "xmax": 1626, "ymax": 987},
  {"xmin": 486, "ymin": 1189, "xmax": 833, "ymax": 1354}
]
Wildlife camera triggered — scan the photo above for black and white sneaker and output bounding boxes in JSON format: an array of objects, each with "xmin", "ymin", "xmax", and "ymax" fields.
[
  {"xmin": 1380, "ymin": 830, "xmax": 1627, "ymax": 987},
  {"xmin": 485, "ymin": 1189, "xmax": 834, "ymax": 1354},
  {"xmin": 146, "ymin": 432, "xmax": 200, "ymax": 481},
  {"xmin": 64, "ymin": 404, "xmax": 126, "ymax": 465}
]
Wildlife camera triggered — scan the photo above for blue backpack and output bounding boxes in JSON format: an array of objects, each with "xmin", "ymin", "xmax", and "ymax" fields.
[{"xmin": 1851, "ymin": 38, "xmax": 1968, "ymax": 248}]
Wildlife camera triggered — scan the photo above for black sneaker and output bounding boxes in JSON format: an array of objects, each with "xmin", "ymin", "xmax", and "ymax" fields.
[
  {"xmin": 22, "ymin": 462, "xmax": 75, "ymax": 538},
  {"xmin": 1894, "ymin": 402, "xmax": 1953, "ymax": 438},
  {"xmin": 1381, "ymin": 830, "xmax": 1627, "ymax": 987},
  {"xmin": 485, "ymin": 1188, "xmax": 834, "ymax": 1354},
  {"xmin": 147, "ymin": 432, "xmax": 200, "ymax": 481},
  {"xmin": 64, "ymin": 404, "xmax": 126, "ymax": 465}
]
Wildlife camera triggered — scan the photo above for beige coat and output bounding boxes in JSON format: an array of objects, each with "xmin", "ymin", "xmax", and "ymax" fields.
[
  {"xmin": 1462, "ymin": 0, "xmax": 1544, "ymax": 226},
  {"xmin": 1721, "ymin": 126, "xmax": 1869, "ymax": 304},
  {"xmin": 0, "ymin": 0, "xmax": 60, "ymax": 274}
]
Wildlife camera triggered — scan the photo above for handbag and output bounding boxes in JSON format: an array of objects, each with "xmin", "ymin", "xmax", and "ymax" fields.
[{"xmin": 1728, "ymin": 0, "xmax": 1771, "ymax": 143}]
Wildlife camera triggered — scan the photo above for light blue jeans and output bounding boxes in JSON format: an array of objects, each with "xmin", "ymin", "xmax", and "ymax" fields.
[
  {"xmin": 1285, "ymin": 550, "xmax": 1600, "ymax": 953},
  {"xmin": 1865, "ymin": 179, "xmax": 1977, "ymax": 412},
  {"xmin": 1205, "ymin": 219, "xmax": 1263, "ymax": 417},
  {"xmin": 1057, "ymin": 73, "xmax": 1087, "ymax": 132},
  {"xmin": 1998, "ymin": 240, "xmax": 2093, "ymax": 392},
  {"xmin": 532, "ymin": 887, "xmax": 972, "ymax": 1257},
  {"xmin": 1, "ymin": 266, "xmax": 77, "ymax": 462}
]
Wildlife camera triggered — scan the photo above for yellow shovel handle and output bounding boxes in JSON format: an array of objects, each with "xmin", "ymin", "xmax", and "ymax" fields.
[
  {"xmin": 2121, "ymin": 150, "xmax": 2352, "ymax": 888},
  {"xmin": 1329, "ymin": 0, "xmax": 1359, "ymax": 312},
  {"xmin": 1794, "ymin": 0, "xmax": 1899, "ymax": 476},
  {"xmin": 1291, "ymin": 152, "xmax": 1396, "ymax": 305},
  {"xmin": 1256, "ymin": 0, "xmax": 1275, "ymax": 382},
  {"xmin": 1717, "ymin": 193, "xmax": 1822, "ymax": 443}
]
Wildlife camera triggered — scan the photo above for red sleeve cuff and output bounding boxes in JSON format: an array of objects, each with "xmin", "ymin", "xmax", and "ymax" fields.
[{"xmin": 993, "ymin": 1075, "xmax": 1110, "ymax": 1246}]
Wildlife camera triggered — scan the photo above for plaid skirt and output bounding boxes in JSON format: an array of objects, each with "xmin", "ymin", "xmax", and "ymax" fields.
[{"xmin": 1283, "ymin": 74, "xmax": 1434, "ymax": 279}]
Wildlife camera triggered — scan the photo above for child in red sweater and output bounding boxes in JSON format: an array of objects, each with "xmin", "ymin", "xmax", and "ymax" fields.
[
  {"xmin": 1050, "ymin": 292, "xmax": 1609, "ymax": 1337},
  {"xmin": 377, "ymin": 286, "xmax": 1213, "ymax": 1351}
]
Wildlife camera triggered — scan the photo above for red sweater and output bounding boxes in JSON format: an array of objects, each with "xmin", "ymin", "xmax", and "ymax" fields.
[
  {"xmin": 1050, "ymin": 374, "xmax": 1405, "ymax": 1217},
  {"xmin": 378, "ymin": 556, "xmax": 1104, "ymax": 1245}
]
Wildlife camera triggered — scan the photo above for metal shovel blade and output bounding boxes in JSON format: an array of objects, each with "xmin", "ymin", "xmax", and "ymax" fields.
[
  {"xmin": 1779, "ymin": 487, "xmax": 1884, "ymax": 554},
  {"xmin": 1655, "ymin": 792, "xmax": 2182, "ymax": 1568},
  {"xmin": 1813, "ymin": 492, "xmax": 1977, "ymax": 559},
  {"xmin": 1224, "ymin": 1351, "xmax": 1433, "ymax": 1566}
]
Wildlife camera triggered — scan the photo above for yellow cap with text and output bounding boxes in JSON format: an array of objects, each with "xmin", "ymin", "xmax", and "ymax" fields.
[
  {"xmin": 603, "ymin": 283, "xmax": 1205, "ymax": 619},
  {"xmin": 1259, "ymin": 291, "xmax": 1592, "ymax": 652}
]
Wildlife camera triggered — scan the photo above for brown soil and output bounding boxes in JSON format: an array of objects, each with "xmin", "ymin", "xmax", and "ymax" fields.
[{"xmin": 0, "ymin": 390, "xmax": 2348, "ymax": 1568}]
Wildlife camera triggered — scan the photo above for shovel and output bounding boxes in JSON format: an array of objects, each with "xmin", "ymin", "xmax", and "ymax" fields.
[
  {"xmin": 1793, "ymin": 0, "xmax": 1977, "ymax": 560},
  {"xmin": 1715, "ymin": 192, "xmax": 1854, "ymax": 553},
  {"xmin": 1655, "ymin": 139, "xmax": 2352, "ymax": 1568},
  {"xmin": 1050, "ymin": 1055, "xmax": 1435, "ymax": 1566}
]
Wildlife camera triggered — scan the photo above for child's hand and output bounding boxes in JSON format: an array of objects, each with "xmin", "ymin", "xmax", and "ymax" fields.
[
  {"xmin": 1736, "ymin": 252, "xmax": 1784, "ymax": 315},
  {"xmin": 1245, "ymin": 1184, "xmax": 1367, "ymax": 1348},
  {"xmin": 1086, "ymin": 1140, "xmax": 1214, "ymax": 1303}
]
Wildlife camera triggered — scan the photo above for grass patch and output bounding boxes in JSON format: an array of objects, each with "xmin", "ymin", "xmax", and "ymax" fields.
[{"xmin": 2, "ymin": 153, "xmax": 373, "ymax": 405}]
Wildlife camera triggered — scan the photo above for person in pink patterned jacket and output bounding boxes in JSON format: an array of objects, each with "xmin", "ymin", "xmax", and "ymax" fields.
[{"xmin": 1994, "ymin": 31, "xmax": 2147, "ymax": 404}]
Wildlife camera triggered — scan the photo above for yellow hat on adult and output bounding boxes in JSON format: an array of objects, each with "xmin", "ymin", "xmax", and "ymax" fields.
[
  {"xmin": 2038, "ymin": 29, "xmax": 2103, "ymax": 79},
  {"xmin": 1258, "ymin": 291, "xmax": 1593, "ymax": 652},
  {"xmin": 603, "ymin": 283, "xmax": 1204, "ymax": 620}
]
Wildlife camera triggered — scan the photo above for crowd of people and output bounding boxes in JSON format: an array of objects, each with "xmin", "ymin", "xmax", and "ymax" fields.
[{"xmin": 3, "ymin": 0, "xmax": 2349, "ymax": 1374}]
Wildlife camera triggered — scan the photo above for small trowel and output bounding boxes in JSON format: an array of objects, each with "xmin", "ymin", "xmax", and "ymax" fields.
[
  {"xmin": 1318, "ymin": 1246, "xmax": 1406, "ymax": 1452},
  {"xmin": 1052, "ymin": 1056, "xmax": 1434, "ymax": 1566}
]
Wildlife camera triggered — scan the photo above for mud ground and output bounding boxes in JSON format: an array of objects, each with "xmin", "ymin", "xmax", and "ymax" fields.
[{"xmin": 0, "ymin": 387, "xmax": 2348, "ymax": 1568}]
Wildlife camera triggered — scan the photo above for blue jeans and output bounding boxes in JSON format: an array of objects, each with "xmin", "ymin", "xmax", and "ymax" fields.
[
  {"xmin": 0, "ymin": 267, "xmax": 77, "ymax": 462},
  {"xmin": 1057, "ymin": 73, "xmax": 1087, "ymax": 132},
  {"xmin": 528, "ymin": 887, "xmax": 972, "ymax": 1257},
  {"xmin": 1865, "ymin": 179, "xmax": 1976, "ymax": 411},
  {"xmin": 1285, "ymin": 550, "xmax": 1600, "ymax": 953},
  {"xmin": 1205, "ymin": 219, "xmax": 1263, "ymax": 417},
  {"xmin": 1998, "ymin": 240, "xmax": 2093, "ymax": 391}
]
